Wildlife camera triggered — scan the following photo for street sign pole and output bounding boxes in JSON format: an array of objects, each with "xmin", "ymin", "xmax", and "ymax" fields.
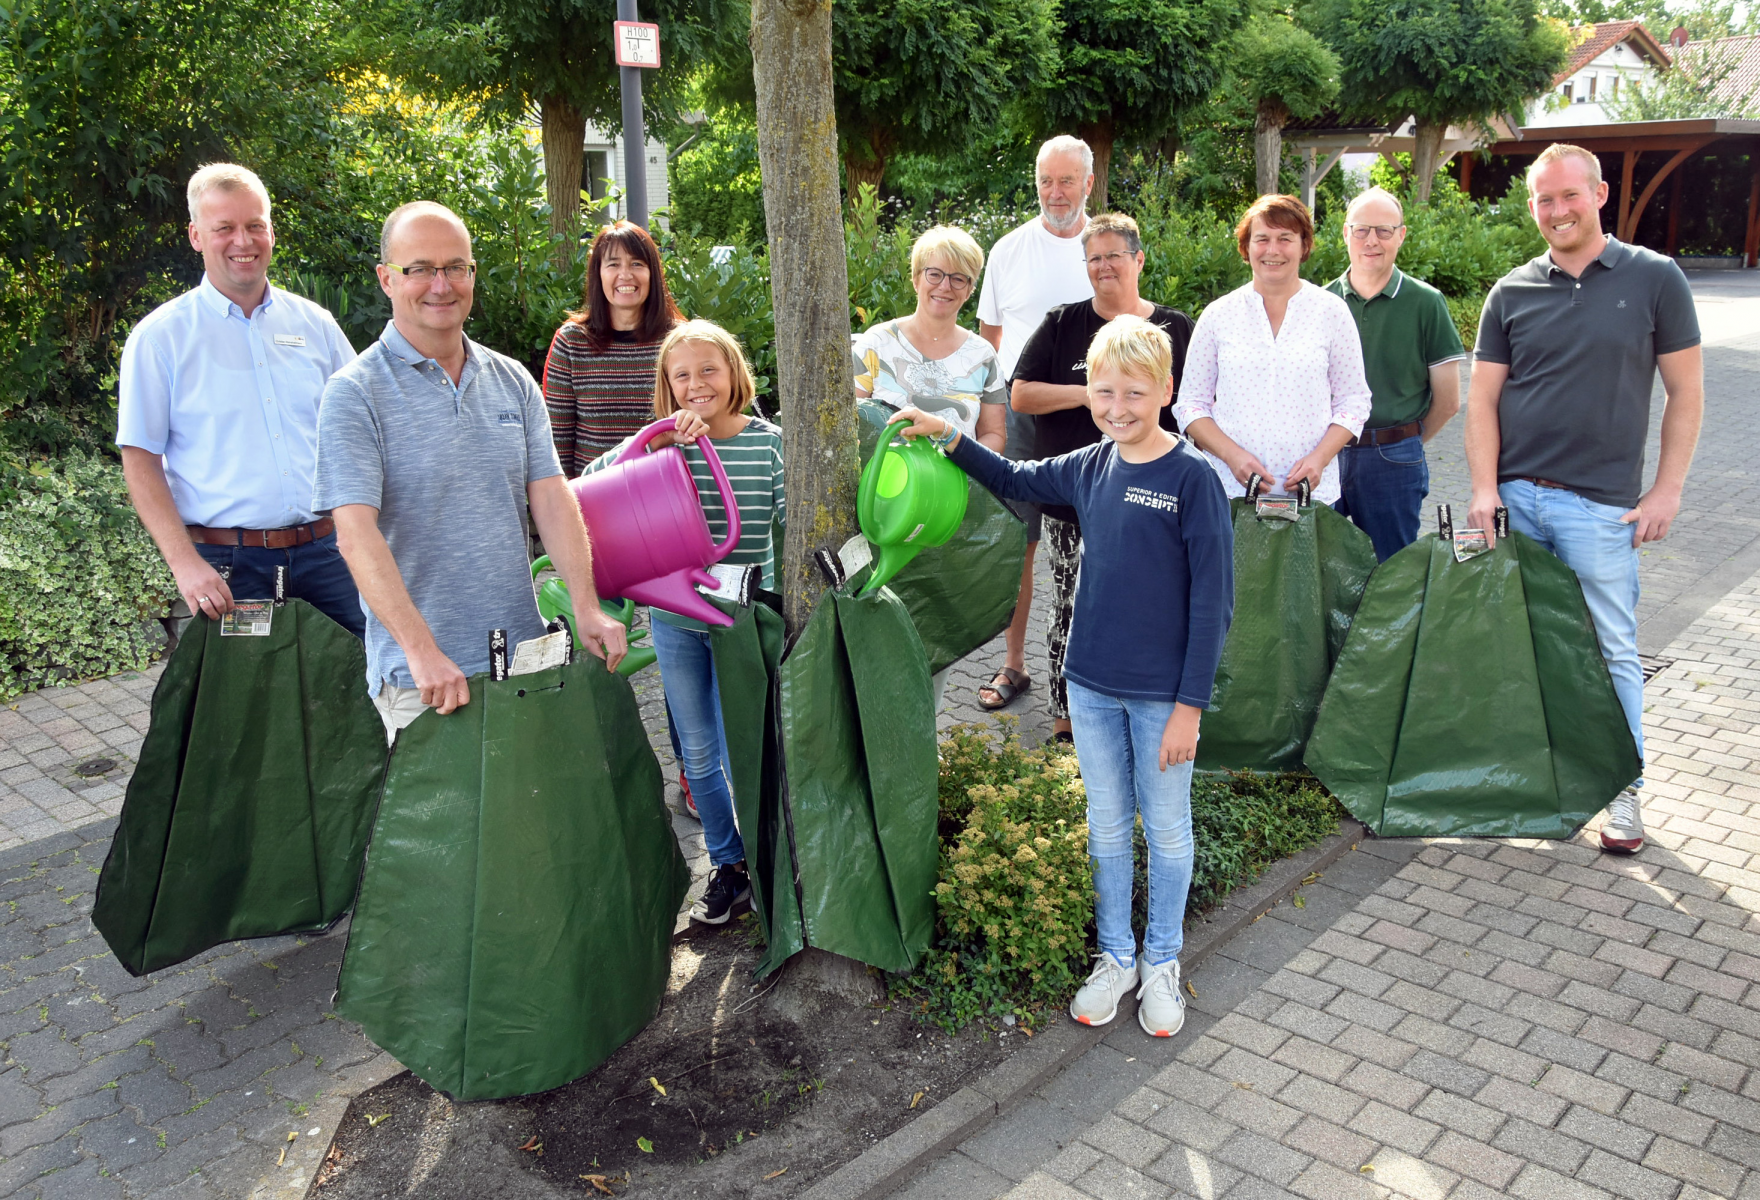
[{"xmin": 616, "ymin": 0, "xmax": 649, "ymax": 226}]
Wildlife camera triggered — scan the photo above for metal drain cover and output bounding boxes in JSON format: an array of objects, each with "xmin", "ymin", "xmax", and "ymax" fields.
[{"xmin": 73, "ymin": 758, "xmax": 117, "ymax": 777}]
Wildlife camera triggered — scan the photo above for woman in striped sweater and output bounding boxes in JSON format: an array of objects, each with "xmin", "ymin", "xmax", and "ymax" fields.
[
  {"xmin": 584, "ymin": 320, "xmax": 783, "ymax": 926},
  {"xmin": 543, "ymin": 222, "xmax": 683, "ymax": 476}
]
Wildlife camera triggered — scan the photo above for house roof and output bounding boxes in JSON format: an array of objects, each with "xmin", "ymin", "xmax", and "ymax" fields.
[
  {"xmin": 1677, "ymin": 33, "xmax": 1760, "ymax": 109},
  {"xmin": 1557, "ymin": 21, "xmax": 1673, "ymax": 85}
]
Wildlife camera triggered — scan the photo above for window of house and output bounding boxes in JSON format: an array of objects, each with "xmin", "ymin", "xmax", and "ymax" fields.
[
  {"xmin": 1563, "ymin": 81, "xmax": 1574, "ymax": 101},
  {"xmin": 1589, "ymin": 75, "xmax": 1598, "ymax": 99},
  {"xmin": 1611, "ymin": 76, "xmax": 1620, "ymax": 96}
]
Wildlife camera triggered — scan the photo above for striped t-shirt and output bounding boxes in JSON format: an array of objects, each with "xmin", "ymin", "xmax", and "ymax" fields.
[
  {"xmin": 586, "ymin": 416, "xmax": 785, "ymax": 626},
  {"xmin": 542, "ymin": 322, "xmax": 665, "ymax": 476}
]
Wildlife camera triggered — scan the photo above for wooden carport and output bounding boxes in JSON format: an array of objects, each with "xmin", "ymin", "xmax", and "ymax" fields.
[{"xmin": 1476, "ymin": 118, "xmax": 1760, "ymax": 265}]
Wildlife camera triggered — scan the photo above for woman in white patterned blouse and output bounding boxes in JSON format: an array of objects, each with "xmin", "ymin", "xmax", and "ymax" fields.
[{"xmin": 1172, "ymin": 195, "xmax": 1372, "ymax": 505}]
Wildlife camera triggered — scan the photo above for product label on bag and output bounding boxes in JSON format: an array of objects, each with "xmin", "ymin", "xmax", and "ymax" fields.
[
  {"xmin": 696, "ymin": 563, "xmax": 757, "ymax": 606},
  {"xmin": 1255, "ymin": 496, "xmax": 1301, "ymax": 522},
  {"xmin": 510, "ymin": 629, "xmax": 571, "ymax": 676},
  {"xmin": 220, "ymin": 600, "xmax": 274, "ymax": 637},
  {"xmin": 837, "ymin": 534, "xmax": 873, "ymax": 579},
  {"xmin": 1453, "ymin": 530, "xmax": 1491, "ymax": 562}
]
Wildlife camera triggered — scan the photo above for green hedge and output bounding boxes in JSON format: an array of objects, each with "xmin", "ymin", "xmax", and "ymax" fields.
[
  {"xmin": 902, "ymin": 719, "xmax": 1344, "ymax": 1031},
  {"xmin": 0, "ymin": 454, "xmax": 177, "ymax": 700}
]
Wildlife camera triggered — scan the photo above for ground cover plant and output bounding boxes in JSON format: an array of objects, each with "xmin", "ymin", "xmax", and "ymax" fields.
[{"xmin": 903, "ymin": 718, "xmax": 1345, "ymax": 1032}]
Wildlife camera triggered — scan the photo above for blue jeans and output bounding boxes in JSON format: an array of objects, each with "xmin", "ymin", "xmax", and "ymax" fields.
[
  {"xmin": 649, "ymin": 617, "xmax": 744, "ymax": 866},
  {"xmin": 1067, "ymin": 681, "xmax": 1195, "ymax": 966},
  {"xmin": 1501, "ymin": 479, "xmax": 1645, "ymax": 778},
  {"xmin": 1334, "ymin": 436, "xmax": 1429, "ymax": 563},
  {"xmin": 192, "ymin": 533, "xmax": 366, "ymax": 638}
]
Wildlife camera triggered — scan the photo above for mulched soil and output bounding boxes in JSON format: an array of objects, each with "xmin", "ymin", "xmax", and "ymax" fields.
[{"xmin": 313, "ymin": 915, "xmax": 1031, "ymax": 1198}]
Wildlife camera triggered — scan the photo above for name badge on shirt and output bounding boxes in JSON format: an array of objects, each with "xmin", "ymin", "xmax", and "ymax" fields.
[{"xmin": 273, "ymin": 334, "xmax": 307, "ymax": 347}]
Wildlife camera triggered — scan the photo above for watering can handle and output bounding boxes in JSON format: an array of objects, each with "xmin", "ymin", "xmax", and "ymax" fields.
[
  {"xmin": 616, "ymin": 417, "xmax": 743, "ymax": 560},
  {"xmin": 529, "ymin": 555, "xmax": 635, "ymax": 625},
  {"xmin": 858, "ymin": 415, "xmax": 912, "ymax": 529}
]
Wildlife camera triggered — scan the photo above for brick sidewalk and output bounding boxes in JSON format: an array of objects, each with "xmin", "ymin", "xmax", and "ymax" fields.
[{"xmin": 971, "ymin": 567, "xmax": 1760, "ymax": 1200}]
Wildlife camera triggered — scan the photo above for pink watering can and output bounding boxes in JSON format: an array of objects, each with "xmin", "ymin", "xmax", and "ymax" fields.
[{"xmin": 568, "ymin": 417, "xmax": 741, "ymax": 627}]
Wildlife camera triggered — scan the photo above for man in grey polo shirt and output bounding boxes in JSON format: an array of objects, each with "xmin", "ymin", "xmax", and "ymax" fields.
[
  {"xmin": 313, "ymin": 201, "xmax": 627, "ymax": 738},
  {"xmin": 1467, "ymin": 143, "xmax": 1704, "ymax": 855}
]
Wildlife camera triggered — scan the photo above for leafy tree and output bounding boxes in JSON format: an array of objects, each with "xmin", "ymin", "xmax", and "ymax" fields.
[
  {"xmin": 420, "ymin": 0, "xmax": 748, "ymax": 234},
  {"xmin": 1231, "ymin": 13, "xmax": 1340, "ymax": 196},
  {"xmin": 1538, "ymin": 0, "xmax": 1669, "ymax": 30},
  {"xmin": 0, "ymin": 0, "xmax": 379, "ymax": 453},
  {"xmin": 830, "ymin": 0, "xmax": 1057, "ymax": 195},
  {"xmin": 1604, "ymin": 35, "xmax": 1760, "ymax": 117},
  {"xmin": 1038, "ymin": 0, "xmax": 1247, "ymax": 211},
  {"xmin": 1309, "ymin": 0, "xmax": 1569, "ymax": 202}
]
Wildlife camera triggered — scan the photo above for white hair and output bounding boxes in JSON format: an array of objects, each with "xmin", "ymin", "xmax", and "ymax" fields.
[
  {"xmin": 1037, "ymin": 135, "xmax": 1094, "ymax": 180},
  {"xmin": 1345, "ymin": 186, "xmax": 1404, "ymax": 224},
  {"xmin": 186, "ymin": 163, "xmax": 271, "ymax": 223}
]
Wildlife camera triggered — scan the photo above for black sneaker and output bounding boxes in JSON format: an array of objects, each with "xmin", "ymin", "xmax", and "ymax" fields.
[{"xmin": 690, "ymin": 863, "xmax": 751, "ymax": 926}]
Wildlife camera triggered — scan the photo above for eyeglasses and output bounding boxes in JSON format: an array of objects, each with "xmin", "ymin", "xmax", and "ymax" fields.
[
  {"xmin": 921, "ymin": 266, "xmax": 973, "ymax": 292},
  {"xmin": 384, "ymin": 262, "xmax": 477, "ymax": 282},
  {"xmin": 1345, "ymin": 224, "xmax": 1404, "ymax": 241},
  {"xmin": 1085, "ymin": 250, "xmax": 1136, "ymax": 267}
]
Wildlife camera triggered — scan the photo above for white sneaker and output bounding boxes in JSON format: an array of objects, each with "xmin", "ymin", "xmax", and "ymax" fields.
[
  {"xmin": 1070, "ymin": 951, "xmax": 1138, "ymax": 1026},
  {"xmin": 1137, "ymin": 958, "xmax": 1186, "ymax": 1038},
  {"xmin": 1600, "ymin": 787, "xmax": 1645, "ymax": 854}
]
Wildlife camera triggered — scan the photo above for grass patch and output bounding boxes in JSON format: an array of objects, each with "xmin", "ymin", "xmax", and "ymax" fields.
[{"xmin": 898, "ymin": 719, "xmax": 1343, "ymax": 1032}]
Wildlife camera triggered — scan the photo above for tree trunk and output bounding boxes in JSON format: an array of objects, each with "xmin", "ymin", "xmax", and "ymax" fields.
[
  {"xmin": 1411, "ymin": 119, "xmax": 1446, "ymax": 205},
  {"xmin": 1077, "ymin": 119, "xmax": 1115, "ymax": 213},
  {"xmin": 1254, "ymin": 98, "xmax": 1289, "ymax": 198},
  {"xmin": 843, "ymin": 123, "xmax": 893, "ymax": 196},
  {"xmin": 751, "ymin": 0, "xmax": 877, "ymax": 1008},
  {"xmin": 541, "ymin": 92, "xmax": 585, "ymax": 241},
  {"xmin": 751, "ymin": 1, "xmax": 859, "ymax": 635}
]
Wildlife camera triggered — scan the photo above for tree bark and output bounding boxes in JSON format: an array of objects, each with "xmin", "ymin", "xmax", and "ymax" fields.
[
  {"xmin": 1411, "ymin": 119, "xmax": 1446, "ymax": 205},
  {"xmin": 751, "ymin": 0, "xmax": 860, "ymax": 636},
  {"xmin": 843, "ymin": 123, "xmax": 893, "ymax": 196},
  {"xmin": 1077, "ymin": 118, "xmax": 1115, "ymax": 213},
  {"xmin": 1254, "ymin": 98, "xmax": 1289, "ymax": 198},
  {"xmin": 541, "ymin": 92, "xmax": 586, "ymax": 240},
  {"xmin": 751, "ymin": 0, "xmax": 878, "ymax": 1008}
]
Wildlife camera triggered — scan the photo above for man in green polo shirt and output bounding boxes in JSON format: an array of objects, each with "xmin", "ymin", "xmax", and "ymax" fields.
[{"xmin": 1324, "ymin": 187, "xmax": 1467, "ymax": 561}]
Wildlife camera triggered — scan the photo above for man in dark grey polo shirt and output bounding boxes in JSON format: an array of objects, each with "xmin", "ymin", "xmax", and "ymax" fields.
[
  {"xmin": 1466, "ymin": 143, "xmax": 1704, "ymax": 855},
  {"xmin": 1324, "ymin": 187, "xmax": 1465, "ymax": 561},
  {"xmin": 313, "ymin": 201, "xmax": 627, "ymax": 740}
]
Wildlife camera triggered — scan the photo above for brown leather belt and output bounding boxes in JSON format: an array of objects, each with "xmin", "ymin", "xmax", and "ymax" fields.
[
  {"xmin": 1513, "ymin": 476, "xmax": 1571, "ymax": 491},
  {"xmin": 186, "ymin": 518, "xmax": 334, "ymax": 549},
  {"xmin": 1349, "ymin": 420, "xmax": 1423, "ymax": 448}
]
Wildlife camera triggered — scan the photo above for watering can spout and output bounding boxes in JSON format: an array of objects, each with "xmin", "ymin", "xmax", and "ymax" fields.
[{"xmin": 864, "ymin": 543, "xmax": 922, "ymax": 596}]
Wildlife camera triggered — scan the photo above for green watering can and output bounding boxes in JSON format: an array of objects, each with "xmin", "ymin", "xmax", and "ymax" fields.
[
  {"xmin": 857, "ymin": 415, "xmax": 969, "ymax": 596},
  {"xmin": 530, "ymin": 556, "xmax": 659, "ymax": 676}
]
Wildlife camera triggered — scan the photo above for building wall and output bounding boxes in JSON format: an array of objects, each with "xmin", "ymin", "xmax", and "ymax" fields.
[
  {"xmin": 584, "ymin": 124, "xmax": 670, "ymax": 228},
  {"xmin": 1525, "ymin": 45, "xmax": 1660, "ymax": 127}
]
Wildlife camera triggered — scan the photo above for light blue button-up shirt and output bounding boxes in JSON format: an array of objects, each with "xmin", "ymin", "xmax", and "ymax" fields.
[{"xmin": 117, "ymin": 276, "xmax": 356, "ymax": 528}]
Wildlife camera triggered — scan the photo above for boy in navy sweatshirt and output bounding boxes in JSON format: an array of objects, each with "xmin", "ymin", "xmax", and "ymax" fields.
[{"xmin": 892, "ymin": 315, "xmax": 1233, "ymax": 1037}]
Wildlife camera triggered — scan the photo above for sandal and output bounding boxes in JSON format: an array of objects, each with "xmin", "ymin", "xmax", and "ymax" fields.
[{"xmin": 978, "ymin": 666, "xmax": 1031, "ymax": 710}]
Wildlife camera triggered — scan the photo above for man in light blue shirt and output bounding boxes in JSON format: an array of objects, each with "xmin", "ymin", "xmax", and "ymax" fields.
[
  {"xmin": 118, "ymin": 163, "xmax": 364, "ymax": 635},
  {"xmin": 312, "ymin": 201, "xmax": 627, "ymax": 739}
]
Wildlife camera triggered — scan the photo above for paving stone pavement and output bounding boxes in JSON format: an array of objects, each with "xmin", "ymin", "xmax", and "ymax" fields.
[{"xmin": 892, "ymin": 567, "xmax": 1760, "ymax": 1200}]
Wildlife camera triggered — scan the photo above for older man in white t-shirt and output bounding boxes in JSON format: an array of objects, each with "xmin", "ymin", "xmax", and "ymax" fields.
[{"xmin": 973, "ymin": 135, "xmax": 1095, "ymax": 719}]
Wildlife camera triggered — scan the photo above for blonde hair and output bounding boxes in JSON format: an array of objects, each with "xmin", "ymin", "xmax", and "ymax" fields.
[
  {"xmin": 653, "ymin": 320, "xmax": 758, "ymax": 418},
  {"xmin": 909, "ymin": 225, "xmax": 984, "ymax": 284},
  {"xmin": 1081, "ymin": 212, "xmax": 1142, "ymax": 254},
  {"xmin": 186, "ymin": 163, "xmax": 271, "ymax": 223},
  {"xmin": 1527, "ymin": 143, "xmax": 1602, "ymax": 191},
  {"xmin": 1087, "ymin": 315, "xmax": 1172, "ymax": 385}
]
